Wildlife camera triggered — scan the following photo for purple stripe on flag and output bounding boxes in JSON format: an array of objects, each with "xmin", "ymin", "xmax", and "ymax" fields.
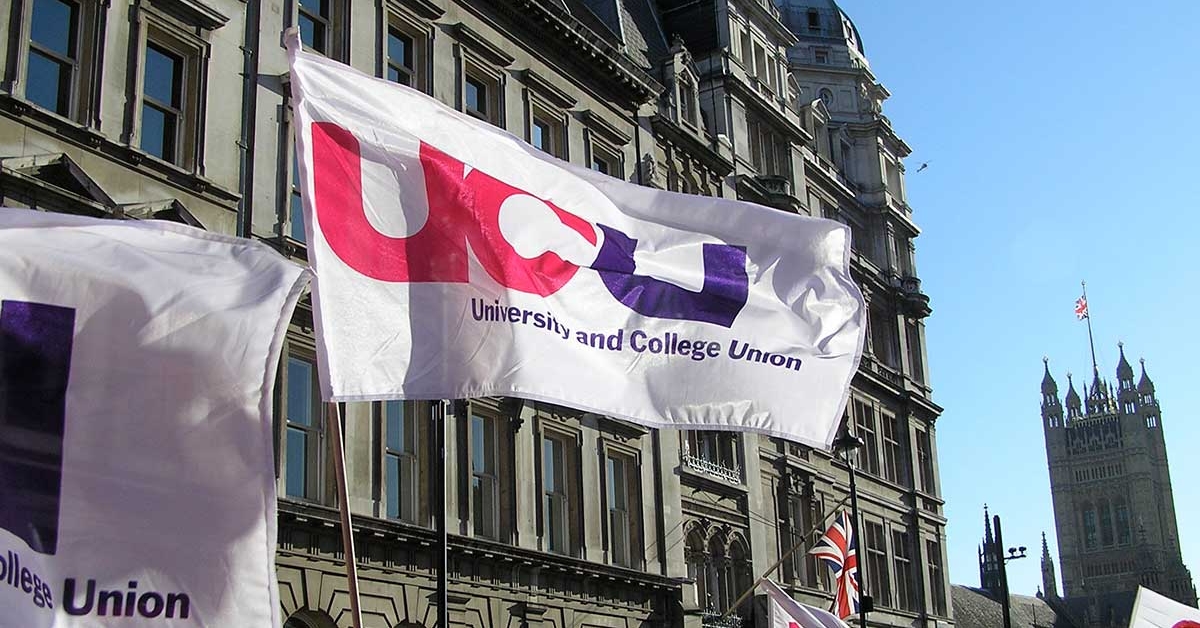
[
  {"xmin": 593, "ymin": 224, "xmax": 748, "ymax": 328},
  {"xmin": 0, "ymin": 300, "xmax": 75, "ymax": 555}
]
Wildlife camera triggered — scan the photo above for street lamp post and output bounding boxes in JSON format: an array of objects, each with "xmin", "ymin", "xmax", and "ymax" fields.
[
  {"xmin": 833, "ymin": 432, "xmax": 870, "ymax": 628},
  {"xmin": 992, "ymin": 514, "xmax": 1027, "ymax": 628}
]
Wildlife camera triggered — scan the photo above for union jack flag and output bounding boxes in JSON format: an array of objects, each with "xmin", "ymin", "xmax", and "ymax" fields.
[
  {"xmin": 1075, "ymin": 295, "xmax": 1089, "ymax": 320},
  {"xmin": 809, "ymin": 511, "xmax": 859, "ymax": 619}
]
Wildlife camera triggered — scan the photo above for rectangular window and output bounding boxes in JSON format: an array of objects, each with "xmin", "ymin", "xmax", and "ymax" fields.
[
  {"xmin": 916, "ymin": 429, "xmax": 935, "ymax": 494},
  {"xmin": 140, "ymin": 42, "xmax": 184, "ymax": 163},
  {"xmin": 870, "ymin": 306, "xmax": 897, "ymax": 368},
  {"xmin": 542, "ymin": 435, "xmax": 569, "ymax": 554},
  {"xmin": 881, "ymin": 411, "xmax": 904, "ymax": 484},
  {"xmin": 814, "ymin": 49, "xmax": 829, "ymax": 64},
  {"xmin": 464, "ymin": 71, "xmax": 501, "ymax": 126},
  {"xmin": 789, "ymin": 494, "xmax": 823, "ymax": 588},
  {"xmin": 386, "ymin": 27, "xmax": 414, "ymax": 86},
  {"xmin": 470, "ymin": 413, "xmax": 499, "ymax": 539},
  {"xmin": 26, "ymin": 0, "xmax": 80, "ymax": 117},
  {"xmin": 298, "ymin": 0, "xmax": 330, "ymax": 55},
  {"xmin": 682, "ymin": 431, "xmax": 741, "ymax": 483},
  {"xmin": 853, "ymin": 400, "xmax": 880, "ymax": 476},
  {"xmin": 1083, "ymin": 508, "xmax": 1098, "ymax": 549},
  {"xmin": 530, "ymin": 112, "xmax": 564, "ymax": 159},
  {"xmin": 606, "ymin": 453, "xmax": 636, "ymax": 567},
  {"xmin": 383, "ymin": 400, "xmax": 418, "ymax": 523},
  {"xmin": 284, "ymin": 356, "xmax": 321, "ymax": 501},
  {"xmin": 927, "ymin": 540, "xmax": 947, "ymax": 615},
  {"xmin": 679, "ymin": 77, "xmax": 697, "ymax": 127},
  {"xmin": 907, "ymin": 321, "xmax": 924, "ymax": 383},
  {"xmin": 892, "ymin": 531, "xmax": 915, "ymax": 611},
  {"xmin": 865, "ymin": 522, "xmax": 890, "ymax": 607}
]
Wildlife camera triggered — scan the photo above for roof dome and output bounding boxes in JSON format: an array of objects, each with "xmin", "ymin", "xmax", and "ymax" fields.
[{"xmin": 779, "ymin": 0, "xmax": 866, "ymax": 56}]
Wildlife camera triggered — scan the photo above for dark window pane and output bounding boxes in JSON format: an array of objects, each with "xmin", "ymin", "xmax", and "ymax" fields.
[
  {"xmin": 140, "ymin": 103, "xmax": 176, "ymax": 161},
  {"xmin": 286, "ymin": 358, "xmax": 313, "ymax": 426},
  {"xmin": 144, "ymin": 43, "xmax": 181, "ymax": 108},
  {"xmin": 471, "ymin": 415, "xmax": 486, "ymax": 472},
  {"xmin": 31, "ymin": 0, "xmax": 77, "ymax": 57},
  {"xmin": 290, "ymin": 193, "xmax": 305, "ymax": 241},
  {"xmin": 299, "ymin": 0, "xmax": 328, "ymax": 14},
  {"xmin": 465, "ymin": 77, "xmax": 484, "ymax": 114},
  {"xmin": 385, "ymin": 453, "xmax": 400, "ymax": 518},
  {"xmin": 290, "ymin": 151, "xmax": 306, "ymax": 241},
  {"xmin": 388, "ymin": 30, "xmax": 411, "ymax": 69},
  {"xmin": 285, "ymin": 427, "xmax": 308, "ymax": 497},
  {"xmin": 532, "ymin": 120, "xmax": 547, "ymax": 150},
  {"xmin": 386, "ymin": 401, "xmax": 405, "ymax": 451},
  {"xmin": 26, "ymin": 51, "xmax": 69, "ymax": 115},
  {"xmin": 591, "ymin": 156, "xmax": 610, "ymax": 175}
]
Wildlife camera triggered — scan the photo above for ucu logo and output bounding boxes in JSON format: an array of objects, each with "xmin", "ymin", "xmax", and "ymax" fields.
[{"xmin": 309, "ymin": 122, "xmax": 749, "ymax": 327}]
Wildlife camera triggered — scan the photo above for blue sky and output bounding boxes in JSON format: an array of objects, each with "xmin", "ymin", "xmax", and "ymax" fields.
[{"xmin": 836, "ymin": 1, "xmax": 1200, "ymax": 596}]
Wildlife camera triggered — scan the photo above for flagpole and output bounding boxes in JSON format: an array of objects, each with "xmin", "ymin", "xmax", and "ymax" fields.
[
  {"xmin": 1082, "ymin": 280, "xmax": 1098, "ymax": 374},
  {"xmin": 327, "ymin": 402, "xmax": 364, "ymax": 628},
  {"xmin": 719, "ymin": 493, "xmax": 852, "ymax": 618}
]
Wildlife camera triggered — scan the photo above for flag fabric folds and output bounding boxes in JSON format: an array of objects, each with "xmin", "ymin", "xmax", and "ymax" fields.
[
  {"xmin": 759, "ymin": 578, "xmax": 850, "ymax": 628},
  {"xmin": 1129, "ymin": 586, "xmax": 1200, "ymax": 628},
  {"xmin": 809, "ymin": 511, "xmax": 859, "ymax": 619},
  {"xmin": 1075, "ymin": 295, "xmax": 1089, "ymax": 320},
  {"xmin": 286, "ymin": 36, "xmax": 866, "ymax": 449},
  {"xmin": 0, "ymin": 208, "xmax": 309, "ymax": 627}
]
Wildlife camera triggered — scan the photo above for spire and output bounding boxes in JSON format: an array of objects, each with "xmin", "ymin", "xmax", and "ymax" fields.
[
  {"xmin": 1041, "ymin": 357, "xmax": 1058, "ymax": 395},
  {"xmin": 1116, "ymin": 342, "xmax": 1133, "ymax": 382},
  {"xmin": 1065, "ymin": 373, "xmax": 1081, "ymax": 411},
  {"xmin": 984, "ymin": 504, "xmax": 993, "ymax": 544},
  {"xmin": 1138, "ymin": 358, "xmax": 1156, "ymax": 394},
  {"xmin": 1041, "ymin": 531, "xmax": 1059, "ymax": 599}
]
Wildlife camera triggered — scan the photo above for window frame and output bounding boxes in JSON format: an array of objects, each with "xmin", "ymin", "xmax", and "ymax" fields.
[
  {"xmin": 927, "ymin": 538, "xmax": 947, "ymax": 616},
  {"xmin": 295, "ymin": 0, "xmax": 346, "ymax": 61},
  {"xmin": 601, "ymin": 441, "xmax": 642, "ymax": 569},
  {"xmin": 852, "ymin": 398, "xmax": 880, "ymax": 476},
  {"xmin": 892, "ymin": 530, "xmax": 916, "ymax": 611},
  {"xmin": 280, "ymin": 346, "xmax": 326, "ymax": 503},
  {"xmin": 462, "ymin": 64, "xmax": 502, "ymax": 127},
  {"xmin": 381, "ymin": 399, "xmax": 421, "ymax": 524},
  {"xmin": 538, "ymin": 423, "xmax": 581, "ymax": 556},
  {"xmin": 20, "ymin": 0, "xmax": 93, "ymax": 121},
  {"xmin": 864, "ymin": 521, "xmax": 891, "ymax": 608},
  {"xmin": 468, "ymin": 411, "xmax": 501, "ymax": 540},
  {"xmin": 382, "ymin": 8, "xmax": 434, "ymax": 93},
  {"xmin": 127, "ymin": 9, "xmax": 209, "ymax": 172},
  {"xmin": 528, "ymin": 103, "xmax": 566, "ymax": 160}
]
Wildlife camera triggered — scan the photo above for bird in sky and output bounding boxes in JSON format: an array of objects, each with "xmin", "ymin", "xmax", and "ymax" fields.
[{"xmin": 915, "ymin": 162, "xmax": 929, "ymax": 173}]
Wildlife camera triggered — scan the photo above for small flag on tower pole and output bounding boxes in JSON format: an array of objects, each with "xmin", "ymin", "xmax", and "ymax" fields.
[
  {"xmin": 808, "ymin": 510, "xmax": 859, "ymax": 619},
  {"xmin": 1074, "ymin": 294, "xmax": 1089, "ymax": 320}
]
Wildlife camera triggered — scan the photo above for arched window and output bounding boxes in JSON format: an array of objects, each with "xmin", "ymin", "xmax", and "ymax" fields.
[
  {"xmin": 284, "ymin": 610, "xmax": 338, "ymax": 628},
  {"xmin": 685, "ymin": 528, "xmax": 708, "ymax": 609},
  {"xmin": 728, "ymin": 535, "xmax": 753, "ymax": 617},
  {"xmin": 707, "ymin": 533, "xmax": 727, "ymax": 611}
]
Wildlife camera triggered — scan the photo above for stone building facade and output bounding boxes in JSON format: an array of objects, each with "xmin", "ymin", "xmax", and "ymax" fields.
[
  {"xmin": 0, "ymin": 0, "xmax": 947, "ymax": 626},
  {"xmin": 1040, "ymin": 348, "xmax": 1197, "ymax": 627}
]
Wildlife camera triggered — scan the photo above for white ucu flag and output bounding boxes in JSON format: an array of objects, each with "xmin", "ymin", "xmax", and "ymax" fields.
[
  {"xmin": 0, "ymin": 208, "xmax": 308, "ymax": 627},
  {"xmin": 288, "ymin": 38, "xmax": 866, "ymax": 449}
]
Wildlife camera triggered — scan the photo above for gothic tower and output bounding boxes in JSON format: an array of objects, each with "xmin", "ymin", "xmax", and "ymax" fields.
[{"xmin": 1041, "ymin": 346, "xmax": 1197, "ymax": 625}]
